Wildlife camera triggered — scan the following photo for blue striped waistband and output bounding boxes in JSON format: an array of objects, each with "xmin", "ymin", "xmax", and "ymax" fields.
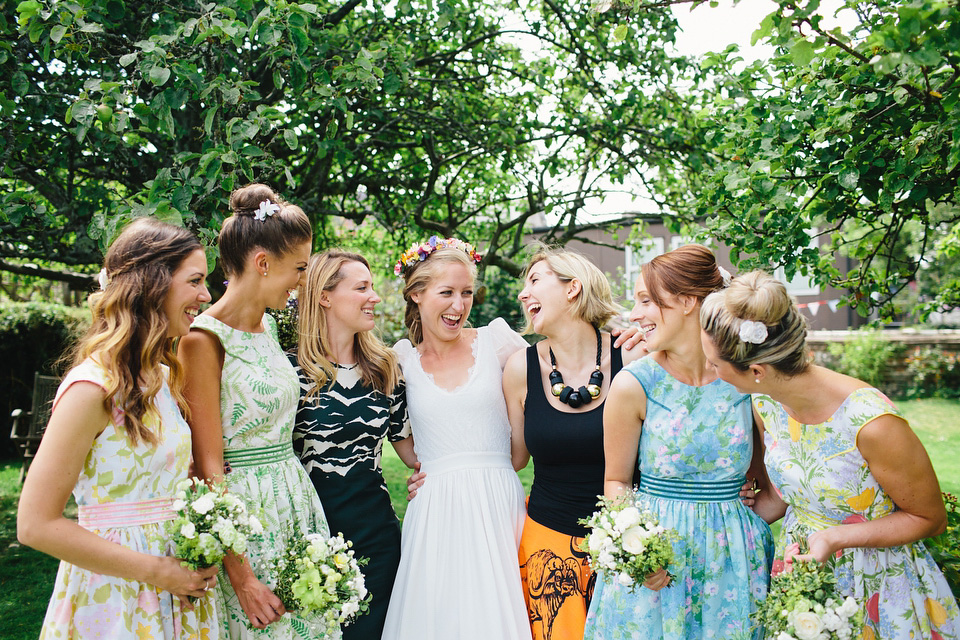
[
  {"xmin": 223, "ymin": 442, "xmax": 295, "ymax": 467},
  {"xmin": 638, "ymin": 475, "xmax": 744, "ymax": 503}
]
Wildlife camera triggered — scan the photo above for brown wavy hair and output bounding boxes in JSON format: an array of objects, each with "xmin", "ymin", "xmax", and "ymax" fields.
[
  {"xmin": 71, "ymin": 218, "xmax": 203, "ymax": 445},
  {"xmin": 219, "ymin": 183, "xmax": 312, "ymax": 276},
  {"xmin": 297, "ymin": 250, "xmax": 400, "ymax": 396},
  {"xmin": 641, "ymin": 243, "xmax": 726, "ymax": 307}
]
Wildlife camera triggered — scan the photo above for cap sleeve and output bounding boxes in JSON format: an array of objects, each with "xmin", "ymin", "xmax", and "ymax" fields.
[
  {"xmin": 485, "ymin": 317, "xmax": 528, "ymax": 369},
  {"xmin": 387, "ymin": 378, "xmax": 412, "ymax": 442}
]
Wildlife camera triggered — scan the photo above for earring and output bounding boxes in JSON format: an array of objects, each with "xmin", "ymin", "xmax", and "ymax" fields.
[
  {"xmin": 755, "ymin": 378, "xmax": 760, "ymax": 383},
  {"xmin": 262, "ymin": 271, "xmax": 267, "ymax": 277}
]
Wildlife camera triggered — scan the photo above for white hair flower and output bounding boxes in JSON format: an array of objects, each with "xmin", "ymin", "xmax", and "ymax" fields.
[
  {"xmin": 717, "ymin": 265, "xmax": 732, "ymax": 286},
  {"xmin": 738, "ymin": 319, "xmax": 768, "ymax": 344},
  {"xmin": 97, "ymin": 268, "xmax": 109, "ymax": 291},
  {"xmin": 253, "ymin": 200, "xmax": 280, "ymax": 221}
]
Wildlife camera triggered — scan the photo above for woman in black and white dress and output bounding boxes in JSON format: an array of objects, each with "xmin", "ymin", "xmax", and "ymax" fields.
[{"xmin": 290, "ymin": 250, "xmax": 417, "ymax": 640}]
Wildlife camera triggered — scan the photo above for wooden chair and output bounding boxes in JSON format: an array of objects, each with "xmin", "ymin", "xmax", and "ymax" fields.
[{"xmin": 10, "ymin": 372, "xmax": 59, "ymax": 482}]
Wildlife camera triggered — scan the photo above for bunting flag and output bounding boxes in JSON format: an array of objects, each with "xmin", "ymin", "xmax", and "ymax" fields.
[{"xmin": 795, "ymin": 298, "xmax": 842, "ymax": 312}]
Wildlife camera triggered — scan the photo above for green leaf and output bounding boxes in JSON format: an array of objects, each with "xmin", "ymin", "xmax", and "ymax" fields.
[
  {"xmin": 283, "ymin": 129, "xmax": 298, "ymax": 150},
  {"xmin": 119, "ymin": 52, "xmax": 137, "ymax": 67},
  {"xmin": 50, "ymin": 25, "xmax": 67, "ymax": 43},
  {"xmin": 148, "ymin": 65, "xmax": 171, "ymax": 86},
  {"xmin": 612, "ymin": 24, "xmax": 628, "ymax": 42},
  {"xmin": 11, "ymin": 71, "xmax": 28, "ymax": 97},
  {"xmin": 838, "ymin": 168, "xmax": 859, "ymax": 191},
  {"xmin": 789, "ymin": 39, "xmax": 815, "ymax": 66}
]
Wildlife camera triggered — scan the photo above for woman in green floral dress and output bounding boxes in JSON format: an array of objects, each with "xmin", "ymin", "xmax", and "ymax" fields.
[
  {"xmin": 180, "ymin": 183, "xmax": 331, "ymax": 640},
  {"xmin": 701, "ymin": 270, "xmax": 959, "ymax": 640}
]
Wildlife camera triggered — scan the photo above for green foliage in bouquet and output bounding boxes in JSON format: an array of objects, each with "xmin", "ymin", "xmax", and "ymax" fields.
[
  {"xmin": 267, "ymin": 296, "xmax": 299, "ymax": 353},
  {"xmin": 166, "ymin": 478, "xmax": 263, "ymax": 570},
  {"xmin": 925, "ymin": 492, "xmax": 960, "ymax": 599},
  {"xmin": 754, "ymin": 557, "xmax": 864, "ymax": 640},
  {"xmin": 274, "ymin": 533, "xmax": 371, "ymax": 634},
  {"xmin": 579, "ymin": 494, "xmax": 677, "ymax": 592}
]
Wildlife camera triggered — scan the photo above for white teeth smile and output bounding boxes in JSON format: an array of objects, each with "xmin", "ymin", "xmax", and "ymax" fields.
[
  {"xmin": 528, "ymin": 304, "xmax": 541, "ymax": 315},
  {"xmin": 640, "ymin": 325, "xmax": 655, "ymax": 335},
  {"xmin": 186, "ymin": 309, "xmax": 199, "ymax": 319},
  {"xmin": 441, "ymin": 314, "xmax": 461, "ymax": 323}
]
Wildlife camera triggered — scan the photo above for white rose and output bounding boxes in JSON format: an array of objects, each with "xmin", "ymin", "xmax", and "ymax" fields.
[
  {"xmin": 792, "ymin": 612, "xmax": 824, "ymax": 640},
  {"xmin": 180, "ymin": 522, "xmax": 196, "ymax": 539},
  {"xmin": 248, "ymin": 515, "xmax": 264, "ymax": 535},
  {"xmin": 837, "ymin": 597, "xmax": 859, "ymax": 618},
  {"xmin": 617, "ymin": 572, "xmax": 633, "ymax": 587},
  {"xmin": 191, "ymin": 494, "xmax": 215, "ymax": 515},
  {"xmin": 614, "ymin": 507, "xmax": 642, "ymax": 532},
  {"xmin": 821, "ymin": 611, "xmax": 842, "ymax": 632},
  {"xmin": 777, "ymin": 632, "xmax": 797, "ymax": 640},
  {"xmin": 342, "ymin": 601, "xmax": 359, "ymax": 617},
  {"xmin": 588, "ymin": 531, "xmax": 610, "ymax": 552},
  {"xmin": 621, "ymin": 526, "xmax": 648, "ymax": 555},
  {"xmin": 172, "ymin": 499, "xmax": 186, "ymax": 511}
]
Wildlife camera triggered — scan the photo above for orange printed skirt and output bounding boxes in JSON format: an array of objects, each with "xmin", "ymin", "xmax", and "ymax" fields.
[{"xmin": 518, "ymin": 514, "xmax": 595, "ymax": 640}]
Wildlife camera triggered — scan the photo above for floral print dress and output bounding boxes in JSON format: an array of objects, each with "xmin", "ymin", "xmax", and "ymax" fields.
[
  {"xmin": 584, "ymin": 358, "xmax": 773, "ymax": 640},
  {"xmin": 40, "ymin": 360, "xmax": 217, "ymax": 639},
  {"xmin": 756, "ymin": 388, "xmax": 960, "ymax": 640},
  {"xmin": 190, "ymin": 314, "xmax": 330, "ymax": 640}
]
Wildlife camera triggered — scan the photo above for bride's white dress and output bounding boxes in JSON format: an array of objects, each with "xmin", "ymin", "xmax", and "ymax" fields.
[{"xmin": 382, "ymin": 318, "xmax": 533, "ymax": 640}]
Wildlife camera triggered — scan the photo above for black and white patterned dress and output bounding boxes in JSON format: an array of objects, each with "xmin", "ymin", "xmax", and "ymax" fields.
[{"xmin": 290, "ymin": 357, "xmax": 411, "ymax": 640}]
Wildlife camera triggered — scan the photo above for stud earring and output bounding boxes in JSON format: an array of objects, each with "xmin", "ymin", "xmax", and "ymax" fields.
[
  {"xmin": 262, "ymin": 271, "xmax": 267, "ymax": 277},
  {"xmin": 755, "ymin": 378, "xmax": 760, "ymax": 383}
]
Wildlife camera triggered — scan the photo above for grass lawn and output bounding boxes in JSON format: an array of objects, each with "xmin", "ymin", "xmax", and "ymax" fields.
[{"xmin": 2, "ymin": 397, "xmax": 957, "ymax": 638}]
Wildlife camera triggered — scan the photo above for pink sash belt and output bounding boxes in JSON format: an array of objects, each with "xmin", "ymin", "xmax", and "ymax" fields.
[{"xmin": 78, "ymin": 496, "xmax": 175, "ymax": 529}]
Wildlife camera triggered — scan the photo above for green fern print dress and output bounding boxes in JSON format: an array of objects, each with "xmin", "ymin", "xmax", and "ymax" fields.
[{"xmin": 191, "ymin": 314, "xmax": 331, "ymax": 640}]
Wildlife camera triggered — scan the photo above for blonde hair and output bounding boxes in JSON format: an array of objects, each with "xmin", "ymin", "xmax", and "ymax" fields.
[
  {"xmin": 297, "ymin": 250, "xmax": 400, "ymax": 396},
  {"xmin": 71, "ymin": 218, "xmax": 203, "ymax": 445},
  {"xmin": 520, "ymin": 244, "xmax": 619, "ymax": 334},
  {"xmin": 700, "ymin": 270, "xmax": 810, "ymax": 376},
  {"xmin": 219, "ymin": 183, "xmax": 312, "ymax": 276},
  {"xmin": 402, "ymin": 248, "xmax": 477, "ymax": 346}
]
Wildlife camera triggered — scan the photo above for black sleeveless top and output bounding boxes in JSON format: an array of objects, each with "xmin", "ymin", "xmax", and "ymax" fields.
[{"xmin": 524, "ymin": 342, "xmax": 624, "ymax": 536}]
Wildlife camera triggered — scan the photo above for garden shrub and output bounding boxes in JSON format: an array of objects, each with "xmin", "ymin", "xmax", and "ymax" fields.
[
  {"xmin": 0, "ymin": 302, "xmax": 88, "ymax": 458},
  {"xmin": 825, "ymin": 330, "xmax": 902, "ymax": 390},
  {"xmin": 926, "ymin": 492, "xmax": 960, "ymax": 599},
  {"xmin": 904, "ymin": 347, "xmax": 960, "ymax": 400}
]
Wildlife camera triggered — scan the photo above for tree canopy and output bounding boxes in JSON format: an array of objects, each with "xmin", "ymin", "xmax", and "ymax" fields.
[{"xmin": 2, "ymin": 0, "xmax": 708, "ymax": 279}]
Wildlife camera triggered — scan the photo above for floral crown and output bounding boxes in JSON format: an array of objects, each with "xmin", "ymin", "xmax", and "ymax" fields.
[{"xmin": 394, "ymin": 236, "xmax": 482, "ymax": 277}]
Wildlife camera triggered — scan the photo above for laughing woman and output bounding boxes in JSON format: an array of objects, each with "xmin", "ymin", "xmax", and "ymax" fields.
[
  {"xmin": 291, "ymin": 250, "xmax": 417, "ymax": 640},
  {"xmin": 381, "ymin": 238, "xmax": 532, "ymax": 640},
  {"xmin": 700, "ymin": 271, "xmax": 959, "ymax": 640}
]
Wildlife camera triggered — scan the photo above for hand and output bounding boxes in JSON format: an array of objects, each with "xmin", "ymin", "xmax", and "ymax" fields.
[
  {"xmin": 782, "ymin": 542, "xmax": 802, "ymax": 572},
  {"xmin": 233, "ymin": 574, "xmax": 286, "ymax": 629},
  {"xmin": 803, "ymin": 528, "xmax": 840, "ymax": 564},
  {"xmin": 406, "ymin": 462, "xmax": 426, "ymax": 501},
  {"xmin": 642, "ymin": 568, "xmax": 671, "ymax": 591},
  {"xmin": 739, "ymin": 478, "xmax": 758, "ymax": 507},
  {"xmin": 611, "ymin": 326, "xmax": 646, "ymax": 352},
  {"xmin": 153, "ymin": 557, "xmax": 219, "ymax": 610}
]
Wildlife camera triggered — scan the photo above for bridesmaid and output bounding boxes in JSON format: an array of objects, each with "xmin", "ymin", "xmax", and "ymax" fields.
[
  {"xmin": 180, "ymin": 183, "xmax": 331, "ymax": 639},
  {"xmin": 584, "ymin": 245, "xmax": 773, "ymax": 640},
  {"xmin": 18, "ymin": 218, "xmax": 219, "ymax": 638},
  {"xmin": 503, "ymin": 245, "xmax": 645, "ymax": 640},
  {"xmin": 291, "ymin": 249, "xmax": 417, "ymax": 640},
  {"xmin": 700, "ymin": 270, "xmax": 959, "ymax": 640}
]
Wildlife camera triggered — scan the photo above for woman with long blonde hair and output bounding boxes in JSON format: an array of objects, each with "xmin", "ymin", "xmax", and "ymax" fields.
[
  {"xmin": 18, "ymin": 218, "xmax": 219, "ymax": 638},
  {"xmin": 291, "ymin": 249, "xmax": 417, "ymax": 640}
]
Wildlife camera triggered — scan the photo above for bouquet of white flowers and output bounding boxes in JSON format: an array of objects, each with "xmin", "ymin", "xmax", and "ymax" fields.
[
  {"xmin": 579, "ymin": 494, "xmax": 676, "ymax": 591},
  {"xmin": 166, "ymin": 478, "xmax": 263, "ymax": 569},
  {"xmin": 274, "ymin": 532, "xmax": 371, "ymax": 635},
  {"xmin": 754, "ymin": 528, "xmax": 863, "ymax": 640}
]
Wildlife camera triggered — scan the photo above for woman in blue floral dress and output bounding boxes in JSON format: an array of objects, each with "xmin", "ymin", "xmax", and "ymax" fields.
[
  {"xmin": 584, "ymin": 245, "xmax": 773, "ymax": 640},
  {"xmin": 701, "ymin": 271, "xmax": 959, "ymax": 640}
]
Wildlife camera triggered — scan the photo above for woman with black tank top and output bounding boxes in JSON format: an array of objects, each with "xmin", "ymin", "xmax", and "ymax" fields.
[{"xmin": 503, "ymin": 246, "xmax": 645, "ymax": 640}]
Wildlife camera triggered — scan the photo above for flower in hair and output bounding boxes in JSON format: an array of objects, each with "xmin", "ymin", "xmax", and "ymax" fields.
[
  {"xmin": 97, "ymin": 268, "xmax": 109, "ymax": 291},
  {"xmin": 717, "ymin": 266, "xmax": 732, "ymax": 287},
  {"xmin": 253, "ymin": 200, "xmax": 280, "ymax": 221},
  {"xmin": 738, "ymin": 319, "xmax": 768, "ymax": 344},
  {"xmin": 393, "ymin": 236, "xmax": 482, "ymax": 277}
]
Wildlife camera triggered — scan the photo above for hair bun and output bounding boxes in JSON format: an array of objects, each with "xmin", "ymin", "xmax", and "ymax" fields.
[{"xmin": 723, "ymin": 271, "xmax": 792, "ymax": 326}]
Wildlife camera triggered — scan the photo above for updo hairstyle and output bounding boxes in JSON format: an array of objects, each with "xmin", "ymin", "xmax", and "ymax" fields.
[
  {"xmin": 219, "ymin": 183, "xmax": 312, "ymax": 277},
  {"xmin": 641, "ymin": 244, "xmax": 725, "ymax": 307},
  {"xmin": 700, "ymin": 270, "xmax": 810, "ymax": 376},
  {"xmin": 521, "ymin": 244, "xmax": 619, "ymax": 334},
  {"xmin": 402, "ymin": 248, "xmax": 477, "ymax": 346}
]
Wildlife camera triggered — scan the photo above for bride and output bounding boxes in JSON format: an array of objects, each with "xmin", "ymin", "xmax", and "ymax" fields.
[{"xmin": 380, "ymin": 237, "xmax": 532, "ymax": 640}]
